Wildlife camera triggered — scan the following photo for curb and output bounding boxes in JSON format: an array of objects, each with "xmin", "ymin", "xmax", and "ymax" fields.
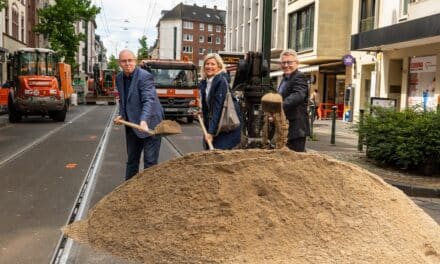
[
  {"xmin": 307, "ymin": 147, "xmax": 440, "ymax": 198},
  {"xmin": 384, "ymin": 180, "xmax": 440, "ymax": 198}
]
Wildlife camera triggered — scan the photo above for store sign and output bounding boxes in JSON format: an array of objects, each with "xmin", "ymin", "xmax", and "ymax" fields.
[
  {"xmin": 408, "ymin": 55, "xmax": 437, "ymax": 111},
  {"xmin": 342, "ymin": 54, "xmax": 355, "ymax": 66},
  {"xmin": 219, "ymin": 52, "xmax": 245, "ymax": 64}
]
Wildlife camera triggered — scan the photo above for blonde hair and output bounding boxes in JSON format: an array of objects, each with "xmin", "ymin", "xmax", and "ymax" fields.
[{"xmin": 201, "ymin": 53, "xmax": 227, "ymax": 80}]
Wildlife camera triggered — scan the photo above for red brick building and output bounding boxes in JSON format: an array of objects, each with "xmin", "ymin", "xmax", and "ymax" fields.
[{"xmin": 156, "ymin": 3, "xmax": 226, "ymax": 68}]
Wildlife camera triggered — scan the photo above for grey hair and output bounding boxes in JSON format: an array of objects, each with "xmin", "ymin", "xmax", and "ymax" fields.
[
  {"xmin": 119, "ymin": 49, "xmax": 136, "ymax": 59},
  {"xmin": 280, "ymin": 49, "xmax": 298, "ymax": 59},
  {"xmin": 201, "ymin": 53, "xmax": 227, "ymax": 80}
]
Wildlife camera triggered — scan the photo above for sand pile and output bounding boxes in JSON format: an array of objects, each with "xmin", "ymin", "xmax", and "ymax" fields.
[{"xmin": 63, "ymin": 149, "xmax": 440, "ymax": 263}]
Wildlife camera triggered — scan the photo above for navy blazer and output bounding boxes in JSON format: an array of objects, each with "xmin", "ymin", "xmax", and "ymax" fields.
[
  {"xmin": 116, "ymin": 67, "xmax": 164, "ymax": 138},
  {"xmin": 280, "ymin": 70, "xmax": 310, "ymax": 139},
  {"xmin": 199, "ymin": 72, "xmax": 241, "ymax": 149}
]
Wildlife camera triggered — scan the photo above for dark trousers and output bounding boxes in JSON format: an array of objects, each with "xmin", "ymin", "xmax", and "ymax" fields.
[
  {"xmin": 125, "ymin": 127, "xmax": 161, "ymax": 180},
  {"xmin": 286, "ymin": 137, "xmax": 306, "ymax": 152}
]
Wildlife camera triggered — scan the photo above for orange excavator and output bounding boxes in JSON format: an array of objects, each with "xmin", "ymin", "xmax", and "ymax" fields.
[{"xmin": 85, "ymin": 63, "xmax": 117, "ymax": 105}]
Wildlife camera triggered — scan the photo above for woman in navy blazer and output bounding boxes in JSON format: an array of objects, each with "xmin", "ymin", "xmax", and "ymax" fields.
[
  {"xmin": 114, "ymin": 49, "xmax": 164, "ymax": 180},
  {"xmin": 199, "ymin": 53, "xmax": 241, "ymax": 149}
]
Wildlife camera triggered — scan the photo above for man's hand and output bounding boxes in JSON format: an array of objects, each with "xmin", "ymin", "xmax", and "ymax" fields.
[
  {"xmin": 139, "ymin": 120, "xmax": 149, "ymax": 133},
  {"xmin": 114, "ymin": 115, "xmax": 123, "ymax": 125}
]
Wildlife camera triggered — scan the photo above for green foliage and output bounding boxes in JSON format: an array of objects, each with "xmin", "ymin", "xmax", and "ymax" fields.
[
  {"xmin": 137, "ymin": 35, "xmax": 149, "ymax": 61},
  {"xmin": 34, "ymin": 0, "xmax": 100, "ymax": 66},
  {"xmin": 359, "ymin": 107, "xmax": 440, "ymax": 172},
  {"xmin": 107, "ymin": 55, "xmax": 120, "ymax": 73},
  {"xmin": 0, "ymin": 0, "xmax": 6, "ymax": 10}
]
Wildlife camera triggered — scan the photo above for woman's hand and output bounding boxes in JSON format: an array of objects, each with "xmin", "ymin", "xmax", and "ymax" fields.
[{"xmin": 205, "ymin": 133, "xmax": 213, "ymax": 145}]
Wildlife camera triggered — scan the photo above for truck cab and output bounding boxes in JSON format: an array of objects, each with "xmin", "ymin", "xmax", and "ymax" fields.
[{"xmin": 141, "ymin": 59, "xmax": 199, "ymax": 123}]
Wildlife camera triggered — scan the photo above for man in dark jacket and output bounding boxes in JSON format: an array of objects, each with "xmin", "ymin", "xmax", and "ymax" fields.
[
  {"xmin": 278, "ymin": 49, "xmax": 310, "ymax": 152},
  {"xmin": 114, "ymin": 49, "xmax": 164, "ymax": 180}
]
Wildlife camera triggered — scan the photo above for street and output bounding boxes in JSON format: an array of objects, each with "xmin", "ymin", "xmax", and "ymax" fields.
[{"xmin": 0, "ymin": 105, "xmax": 438, "ymax": 264}]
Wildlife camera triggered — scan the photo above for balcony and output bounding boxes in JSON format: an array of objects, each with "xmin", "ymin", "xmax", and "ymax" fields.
[{"xmin": 360, "ymin": 16, "xmax": 374, "ymax": 32}]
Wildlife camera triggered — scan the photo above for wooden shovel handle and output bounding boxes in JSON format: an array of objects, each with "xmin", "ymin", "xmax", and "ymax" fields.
[
  {"xmin": 116, "ymin": 119, "xmax": 154, "ymax": 135},
  {"xmin": 197, "ymin": 114, "xmax": 214, "ymax": 150}
]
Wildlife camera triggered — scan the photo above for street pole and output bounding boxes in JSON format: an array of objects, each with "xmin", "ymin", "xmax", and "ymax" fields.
[
  {"xmin": 261, "ymin": 0, "xmax": 272, "ymax": 85},
  {"xmin": 331, "ymin": 105, "xmax": 337, "ymax": 145}
]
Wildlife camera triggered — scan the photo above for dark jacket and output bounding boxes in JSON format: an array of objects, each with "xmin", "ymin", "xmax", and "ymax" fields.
[
  {"xmin": 199, "ymin": 72, "xmax": 241, "ymax": 149},
  {"xmin": 116, "ymin": 67, "xmax": 164, "ymax": 138},
  {"xmin": 280, "ymin": 70, "xmax": 310, "ymax": 139}
]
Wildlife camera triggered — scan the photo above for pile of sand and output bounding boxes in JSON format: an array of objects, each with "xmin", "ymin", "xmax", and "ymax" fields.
[{"xmin": 64, "ymin": 149, "xmax": 440, "ymax": 263}]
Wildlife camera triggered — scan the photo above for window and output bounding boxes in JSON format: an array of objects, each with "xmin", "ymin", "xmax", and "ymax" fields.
[
  {"xmin": 207, "ymin": 36, "xmax": 213, "ymax": 43},
  {"xmin": 199, "ymin": 35, "xmax": 204, "ymax": 43},
  {"xmin": 360, "ymin": 0, "xmax": 375, "ymax": 32},
  {"xmin": 12, "ymin": 4, "xmax": 19, "ymax": 39},
  {"xmin": 199, "ymin": 48, "xmax": 204, "ymax": 55},
  {"xmin": 400, "ymin": 0, "xmax": 408, "ymax": 18},
  {"xmin": 208, "ymin": 24, "xmax": 213, "ymax": 32},
  {"xmin": 215, "ymin": 36, "xmax": 221, "ymax": 44},
  {"xmin": 215, "ymin": 25, "xmax": 221, "ymax": 32},
  {"xmin": 5, "ymin": 6, "xmax": 9, "ymax": 35},
  {"xmin": 199, "ymin": 60, "xmax": 204, "ymax": 67},
  {"xmin": 199, "ymin": 23, "xmax": 204, "ymax": 31},
  {"xmin": 183, "ymin": 21, "xmax": 193, "ymax": 29},
  {"xmin": 207, "ymin": 48, "xmax": 213, "ymax": 54},
  {"xmin": 21, "ymin": 14, "xmax": 24, "ymax": 41},
  {"xmin": 182, "ymin": 46, "xmax": 193, "ymax": 53},
  {"xmin": 287, "ymin": 4, "xmax": 314, "ymax": 52},
  {"xmin": 183, "ymin": 34, "xmax": 193, "ymax": 41}
]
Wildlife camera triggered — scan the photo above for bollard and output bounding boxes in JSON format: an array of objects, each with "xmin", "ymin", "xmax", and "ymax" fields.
[
  {"xmin": 309, "ymin": 104, "xmax": 315, "ymax": 139},
  {"xmin": 358, "ymin": 109, "xmax": 365, "ymax": 151},
  {"xmin": 331, "ymin": 105, "xmax": 337, "ymax": 145}
]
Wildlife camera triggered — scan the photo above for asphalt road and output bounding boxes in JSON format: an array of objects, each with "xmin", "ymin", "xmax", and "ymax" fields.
[{"xmin": 0, "ymin": 106, "xmax": 438, "ymax": 264}]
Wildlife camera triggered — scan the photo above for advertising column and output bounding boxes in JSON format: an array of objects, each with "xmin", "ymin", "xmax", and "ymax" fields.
[{"xmin": 408, "ymin": 55, "xmax": 437, "ymax": 111}]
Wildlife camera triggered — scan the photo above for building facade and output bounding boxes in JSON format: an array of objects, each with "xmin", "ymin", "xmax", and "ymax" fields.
[
  {"xmin": 157, "ymin": 3, "xmax": 226, "ymax": 68},
  {"xmin": 351, "ymin": 0, "xmax": 440, "ymax": 117},
  {"xmin": 225, "ymin": 0, "xmax": 440, "ymax": 121}
]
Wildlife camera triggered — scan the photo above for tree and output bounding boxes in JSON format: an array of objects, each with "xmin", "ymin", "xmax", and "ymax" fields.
[
  {"xmin": 0, "ymin": 0, "xmax": 6, "ymax": 10},
  {"xmin": 107, "ymin": 54, "xmax": 120, "ymax": 73},
  {"xmin": 34, "ymin": 0, "xmax": 100, "ymax": 66},
  {"xmin": 137, "ymin": 35, "xmax": 149, "ymax": 61}
]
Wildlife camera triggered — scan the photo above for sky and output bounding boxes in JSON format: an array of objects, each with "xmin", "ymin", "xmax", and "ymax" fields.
[{"xmin": 92, "ymin": 0, "xmax": 227, "ymax": 59}]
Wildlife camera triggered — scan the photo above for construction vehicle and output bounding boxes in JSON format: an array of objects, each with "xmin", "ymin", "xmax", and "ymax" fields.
[
  {"xmin": 140, "ymin": 59, "xmax": 199, "ymax": 123},
  {"xmin": 85, "ymin": 63, "xmax": 117, "ymax": 105},
  {"xmin": 6, "ymin": 48, "xmax": 74, "ymax": 122},
  {"xmin": 0, "ymin": 85, "xmax": 9, "ymax": 113}
]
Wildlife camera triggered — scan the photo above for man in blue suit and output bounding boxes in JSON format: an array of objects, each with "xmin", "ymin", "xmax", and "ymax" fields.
[{"xmin": 114, "ymin": 49, "xmax": 164, "ymax": 180}]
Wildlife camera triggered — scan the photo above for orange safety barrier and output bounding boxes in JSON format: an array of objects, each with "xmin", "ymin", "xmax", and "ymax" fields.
[{"xmin": 317, "ymin": 103, "xmax": 343, "ymax": 119}]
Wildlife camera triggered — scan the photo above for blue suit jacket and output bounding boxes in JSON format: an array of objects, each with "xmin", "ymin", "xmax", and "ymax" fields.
[{"xmin": 116, "ymin": 67, "xmax": 164, "ymax": 138}]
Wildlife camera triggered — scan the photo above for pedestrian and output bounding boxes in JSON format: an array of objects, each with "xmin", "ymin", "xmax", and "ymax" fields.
[
  {"xmin": 278, "ymin": 49, "xmax": 310, "ymax": 152},
  {"xmin": 199, "ymin": 53, "xmax": 241, "ymax": 149},
  {"xmin": 114, "ymin": 49, "xmax": 164, "ymax": 180},
  {"xmin": 310, "ymin": 88, "xmax": 320, "ymax": 119}
]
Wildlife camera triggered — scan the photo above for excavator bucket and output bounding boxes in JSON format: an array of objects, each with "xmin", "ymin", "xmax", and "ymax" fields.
[{"xmin": 261, "ymin": 93, "xmax": 283, "ymax": 113}]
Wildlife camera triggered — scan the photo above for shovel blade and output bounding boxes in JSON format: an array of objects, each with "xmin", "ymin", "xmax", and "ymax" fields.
[{"xmin": 153, "ymin": 120, "xmax": 182, "ymax": 135}]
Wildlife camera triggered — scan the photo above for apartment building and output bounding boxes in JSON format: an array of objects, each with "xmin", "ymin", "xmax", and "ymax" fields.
[
  {"xmin": 350, "ymin": 0, "xmax": 440, "ymax": 116},
  {"xmin": 157, "ymin": 3, "xmax": 226, "ymax": 67},
  {"xmin": 75, "ymin": 19, "xmax": 97, "ymax": 80},
  {"xmin": 226, "ymin": 0, "xmax": 286, "ymax": 58}
]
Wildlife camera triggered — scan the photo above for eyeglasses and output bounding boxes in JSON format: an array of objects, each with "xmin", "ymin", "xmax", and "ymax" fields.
[
  {"xmin": 280, "ymin": 61, "xmax": 296, "ymax": 65},
  {"xmin": 120, "ymin": 59, "xmax": 135, "ymax": 64}
]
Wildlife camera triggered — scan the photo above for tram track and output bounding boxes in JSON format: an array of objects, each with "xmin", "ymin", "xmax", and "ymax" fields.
[
  {"xmin": 50, "ymin": 107, "xmax": 115, "ymax": 264},
  {"xmin": 49, "ymin": 112, "xmax": 185, "ymax": 264}
]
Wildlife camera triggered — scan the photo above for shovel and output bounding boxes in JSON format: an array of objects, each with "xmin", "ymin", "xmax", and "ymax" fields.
[
  {"xmin": 196, "ymin": 114, "xmax": 214, "ymax": 150},
  {"xmin": 116, "ymin": 119, "xmax": 182, "ymax": 136}
]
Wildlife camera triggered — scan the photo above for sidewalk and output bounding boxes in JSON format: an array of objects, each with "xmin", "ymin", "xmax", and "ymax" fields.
[{"xmin": 306, "ymin": 119, "xmax": 440, "ymax": 198}]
